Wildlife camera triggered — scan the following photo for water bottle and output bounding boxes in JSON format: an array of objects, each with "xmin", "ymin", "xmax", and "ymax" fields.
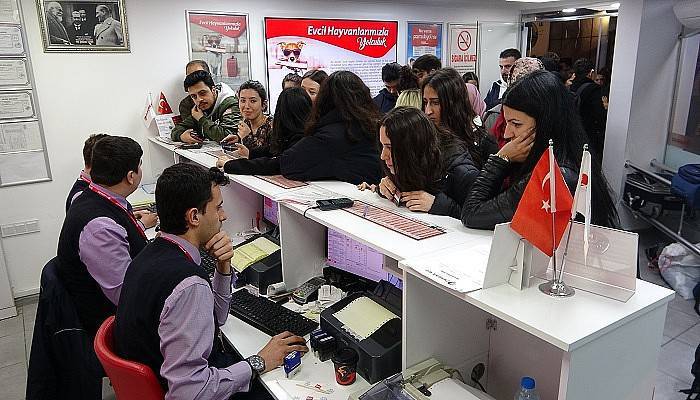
[{"xmin": 514, "ymin": 377, "xmax": 540, "ymax": 400}]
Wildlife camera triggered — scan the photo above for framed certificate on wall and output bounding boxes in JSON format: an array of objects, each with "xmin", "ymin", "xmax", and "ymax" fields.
[
  {"xmin": 0, "ymin": 90, "xmax": 34, "ymax": 119},
  {"xmin": 0, "ymin": 59, "xmax": 29, "ymax": 87}
]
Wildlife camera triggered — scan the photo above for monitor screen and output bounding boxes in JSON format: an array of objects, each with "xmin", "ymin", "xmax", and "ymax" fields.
[
  {"xmin": 327, "ymin": 229, "xmax": 402, "ymax": 289},
  {"xmin": 263, "ymin": 197, "xmax": 278, "ymax": 225}
]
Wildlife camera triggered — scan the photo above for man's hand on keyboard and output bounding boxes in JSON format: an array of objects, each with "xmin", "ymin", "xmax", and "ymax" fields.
[
  {"xmin": 205, "ymin": 230, "xmax": 234, "ymax": 275},
  {"xmin": 257, "ymin": 331, "xmax": 309, "ymax": 373}
]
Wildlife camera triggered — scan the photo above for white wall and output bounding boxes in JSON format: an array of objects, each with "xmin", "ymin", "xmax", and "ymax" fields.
[
  {"xmin": 0, "ymin": 0, "xmax": 519, "ymax": 297},
  {"xmin": 603, "ymin": 0, "xmax": 683, "ymax": 228}
]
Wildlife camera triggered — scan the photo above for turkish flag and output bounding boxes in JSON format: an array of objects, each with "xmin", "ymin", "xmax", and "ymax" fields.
[
  {"xmin": 157, "ymin": 92, "xmax": 173, "ymax": 115},
  {"xmin": 511, "ymin": 148, "xmax": 573, "ymax": 257}
]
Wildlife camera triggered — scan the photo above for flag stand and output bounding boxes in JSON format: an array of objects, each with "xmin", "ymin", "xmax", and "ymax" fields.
[{"xmin": 538, "ymin": 140, "xmax": 575, "ymax": 297}]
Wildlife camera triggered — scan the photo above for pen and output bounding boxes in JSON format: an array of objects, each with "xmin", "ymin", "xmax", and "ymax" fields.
[{"xmin": 363, "ymin": 204, "xmax": 369, "ymax": 218}]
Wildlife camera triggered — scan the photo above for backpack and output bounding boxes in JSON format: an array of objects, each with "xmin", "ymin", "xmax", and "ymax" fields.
[
  {"xmin": 573, "ymin": 82, "xmax": 596, "ymax": 111},
  {"xmin": 672, "ymin": 164, "xmax": 700, "ymax": 208}
]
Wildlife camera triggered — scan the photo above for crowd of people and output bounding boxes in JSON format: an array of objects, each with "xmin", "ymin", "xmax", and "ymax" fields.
[{"xmin": 49, "ymin": 49, "xmax": 619, "ymax": 399}]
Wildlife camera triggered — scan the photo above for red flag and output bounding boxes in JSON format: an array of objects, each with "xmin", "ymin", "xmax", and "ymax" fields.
[
  {"xmin": 157, "ymin": 92, "xmax": 173, "ymax": 114},
  {"xmin": 511, "ymin": 147, "xmax": 573, "ymax": 257}
]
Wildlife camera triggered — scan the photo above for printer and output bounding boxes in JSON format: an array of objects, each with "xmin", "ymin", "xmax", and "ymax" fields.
[
  {"xmin": 233, "ymin": 234, "xmax": 282, "ymax": 293},
  {"xmin": 320, "ymin": 281, "xmax": 402, "ymax": 384}
]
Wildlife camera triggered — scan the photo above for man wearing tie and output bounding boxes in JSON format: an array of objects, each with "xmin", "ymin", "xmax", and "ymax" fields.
[{"xmin": 94, "ymin": 4, "xmax": 123, "ymax": 46}]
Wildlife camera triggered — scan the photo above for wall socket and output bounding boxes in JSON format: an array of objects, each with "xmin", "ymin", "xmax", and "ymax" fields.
[{"xmin": 1, "ymin": 219, "xmax": 40, "ymax": 238}]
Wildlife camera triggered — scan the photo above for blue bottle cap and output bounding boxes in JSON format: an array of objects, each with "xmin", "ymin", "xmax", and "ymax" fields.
[{"xmin": 521, "ymin": 377, "xmax": 535, "ymax": 389}]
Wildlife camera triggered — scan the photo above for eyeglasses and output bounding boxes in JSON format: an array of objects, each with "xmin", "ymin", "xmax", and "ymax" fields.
[{"xmin": 283, "ymin": 49, "xmax": 301, "ymax": 57}]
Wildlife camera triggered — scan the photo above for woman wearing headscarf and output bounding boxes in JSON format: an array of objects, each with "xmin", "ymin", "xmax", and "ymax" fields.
[{"xmin": 485, "ymin": 57, "xmax": 544, "ymax": 149}]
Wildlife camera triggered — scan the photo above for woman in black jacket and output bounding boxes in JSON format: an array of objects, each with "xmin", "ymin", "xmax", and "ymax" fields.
[
  {"xmin": 280, "ymin": 71, "xmax": 382, "ymax": 184},
  {"xmin": 358, "ymin": 107, "xmax": 479, "ymax": 219},
  {"xmin": 462, "ymin": 70, "xmax": 619, "ymax": 230},
  {"xmin": 216, "ymin": 87, "xmax": 311, "ymax": 175},
  {"xmin": 421, "ymin": 68, "xmax": 498, "ymax": 169}
]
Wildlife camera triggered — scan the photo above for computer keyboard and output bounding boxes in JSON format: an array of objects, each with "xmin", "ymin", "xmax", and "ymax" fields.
[
  {"xmin": 200, "ymin": 250, "xmax": 217, "ymax": 278},
  {"xmin": 229, "ymin": 289, "xmax": 318, "ymax": 337}
]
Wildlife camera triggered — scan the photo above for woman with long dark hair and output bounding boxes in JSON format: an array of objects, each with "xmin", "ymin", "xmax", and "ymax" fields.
[
  {"xmin": 422, "ymin": 68, "xmax": 497, "ymax": 169},
  {"xmin": 301, "ymin": 69, "xmax": 328, "ymax": 104},
  {"xmin": 462, "ymin": 70, "xmax": 619, "ymax": 229},
  {"xmin": 216, "ymin": 87, "xmax": 312, "ymax": 175},
  {"xmin": 220, "ymin": 80, "xmax": 272, "ymax": 158},
  {"xmin": 280, "ymin": 71, "xmax": 382, "ymax": 184},
  {"xmin": 359, "ymin": 107, "xmax": 480, "ymax": 218}
]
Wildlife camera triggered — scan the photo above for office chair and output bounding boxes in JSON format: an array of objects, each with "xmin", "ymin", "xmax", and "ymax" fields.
[{"xmin": 94, "ymin": 316, "xmax": 165, "ymax": 400}]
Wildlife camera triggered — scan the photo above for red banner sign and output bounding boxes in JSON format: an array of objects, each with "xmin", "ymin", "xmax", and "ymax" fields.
[
  {"xmin": 188, "ymin": 15, "xmax": 247, "ymax": 39},
  {"xmin": 265, "ymin": 18, "xmax": 397, "ymax": 58},
  {"xmin": 411, "ymin": 25, "xmax": 439, "ymax": 47}
]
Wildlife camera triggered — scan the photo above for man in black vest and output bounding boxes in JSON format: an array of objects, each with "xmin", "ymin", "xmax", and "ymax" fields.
[
  {"xmin": 57, "ymin": 136, "xmax": 151, "ymax": 336},
  {"xmin": 115, "ymin": 163, "xmax": 307, "ymax": 399},
  {"xmin": 65, "ymin": 133, "xmax": 107, "ymax": 212}
]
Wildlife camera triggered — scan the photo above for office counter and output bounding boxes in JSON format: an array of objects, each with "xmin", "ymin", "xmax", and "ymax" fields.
[{"xmin": 147, "ymin": 136, "xmax": 674, "ymax": 400}]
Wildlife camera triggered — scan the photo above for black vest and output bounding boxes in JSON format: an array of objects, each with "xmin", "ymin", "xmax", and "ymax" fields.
[
  {"xmin": 65, "ymin": 178, "xmax": 89, "ymax": 213},
  {"xmin": 56, "ymin": 187, "xmax": 147, "ymax": 336},
  {"xmin": 114, "ymin": 237, "xmax": 218, "ymax": 389}
]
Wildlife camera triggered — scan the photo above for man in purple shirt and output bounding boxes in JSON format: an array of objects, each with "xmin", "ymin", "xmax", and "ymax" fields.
[
  {"xmin": 115, "ymin": 163, "xmax": 307, "ymax": 399},
  {"xmin": 57, "ymin": 136, "xmax": 151, "ymax": 336}
]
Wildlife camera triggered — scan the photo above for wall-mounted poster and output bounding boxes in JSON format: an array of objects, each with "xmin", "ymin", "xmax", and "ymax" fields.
[
  {"xmin": 264, "ymin": 17, "xmax": 398, "ymax": 111},
  {"xmin": 186, "ymin": 11, "xmax": 250, "ymax": 90},
  {"xmin": 447, "ymin": 23, "xmax": 478, "ymax": 75},
  {"xmin": 406, "ymin": 22, "xmax": 442, "ymax": 66},
  {"xmin": 36, "ymin": 0, "xmax": 130, "ymax": 52}
]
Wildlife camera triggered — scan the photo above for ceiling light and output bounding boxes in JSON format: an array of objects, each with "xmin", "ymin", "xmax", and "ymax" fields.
[
  {"xmin": 610, "ymin": 2, "xmax": 620, "ymax": 9},
  {"xmin": 562, "ymin": 8, "xmax": 577, "ymax": 13}
]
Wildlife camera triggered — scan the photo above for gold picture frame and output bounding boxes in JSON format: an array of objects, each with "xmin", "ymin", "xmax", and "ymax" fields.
[{"xmin": 36, "ymin": 0, "xmax": 129, "ymax": 52}]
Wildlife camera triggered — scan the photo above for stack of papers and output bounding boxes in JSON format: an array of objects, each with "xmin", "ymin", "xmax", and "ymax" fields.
[{"xmin": 231, "ymin": 237, "xmax": 280, "ymax": 273}]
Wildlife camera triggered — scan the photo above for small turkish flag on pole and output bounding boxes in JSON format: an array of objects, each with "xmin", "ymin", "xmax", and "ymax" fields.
[
  {"xmin": 511, "ymin": 144, "xmax": 573, "ymax": 257},
  {"xmin": 157, "ymin": 92, "xmax": 173, "ymax": 115}
]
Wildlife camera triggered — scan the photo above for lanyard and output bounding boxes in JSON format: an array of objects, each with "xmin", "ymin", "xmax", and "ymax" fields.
[
  {"xmin": 88, "ymin": 184, "xmax": 147, "ymax": 239},
  {"xmin": 159, "ymin": 235, "xmax": 195, "ymax": 263}
]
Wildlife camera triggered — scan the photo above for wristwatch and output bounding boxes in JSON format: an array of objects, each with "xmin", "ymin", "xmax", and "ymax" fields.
[
  {"xmin": 246, "ymin": 355, "xmax": 265, "ymax": 377},
  {"xmin": 494, "ymin": 153, "xmax": 510, "ymax": 163}
]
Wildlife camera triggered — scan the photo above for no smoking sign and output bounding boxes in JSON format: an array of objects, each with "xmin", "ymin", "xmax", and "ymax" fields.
[{"xmin": 457, "ymin": 30, "xmax": 471, "ymax": 51}]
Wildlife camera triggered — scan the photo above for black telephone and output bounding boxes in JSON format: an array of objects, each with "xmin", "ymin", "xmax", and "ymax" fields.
[
  {"xmin": 292, "ymin": 276, "xmax": 326, "ymax": 305},
  {"xmin": 180, "ymin": 142, "xmax": 203, "ymax": 150},
  {"xmin": 316, "ymin": 198, "xmax": 354, "ymax": 211}
]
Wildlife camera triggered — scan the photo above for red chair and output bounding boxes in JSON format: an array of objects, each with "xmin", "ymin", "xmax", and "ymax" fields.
[{"xmin": 94, "ymin": 316, "xmax": 165, "ymax": 400}]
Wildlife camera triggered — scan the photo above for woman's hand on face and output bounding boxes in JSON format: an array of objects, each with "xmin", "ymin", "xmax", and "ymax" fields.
[
  {"xmin": 401, "ymin": 191, "xmax": 435, "ymax": 212},
  {"xmin": 498, "ymin": 130, "xmax": 535, "ymax": 163},
  {"xmin": 378, "ymin": 177, "xmax": 397, "ymax": 200}
]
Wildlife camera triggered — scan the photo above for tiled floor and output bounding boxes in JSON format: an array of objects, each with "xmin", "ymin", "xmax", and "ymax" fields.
[
  {"xmin": 2, "ymin": 247, "xmax": 698, "ymax": 399},
  {"xmin": 0, "ymin": 300, "xmax": 115, "ymax": 400}
]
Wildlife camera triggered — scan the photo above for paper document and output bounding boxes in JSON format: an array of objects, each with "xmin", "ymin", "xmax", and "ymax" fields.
[
  {"xmin": 273, "ymin": 185, "xmax": 339, "ymax": 205},
  {"xmin": 0, "ymin": 0, "xmax": 20, "ymax": 24},
  {"xmin": 0, "ymin": 91, "xmax": 33, "ymax": 119},
  {"xmin": 333, "ymin": 296, "xmax": 398, "ymax": 340},
  {"xmin": 0, "ymin": 59, "xmax": 28, "ymax": 86},
  {"xmin": 155, "ymin": 114, "xmax": 179, "ymax": 138},
  {"xmin": 275, "ymin": 380, "xmax": 345, "ymax": 400},
  {"xmin": 407, "ymin": 243, "xmax": 491, "ymax": 293},
  {"xmin": 0, "ymin": 121, "xmax": 42, "ymax": 153},
  {"xmin": 0, "ymin": 25, "xmax": 23, "ymax": 55},
  {"xmin": 231, "ymin": 237, "xmax": 280, "ymax": 273}
]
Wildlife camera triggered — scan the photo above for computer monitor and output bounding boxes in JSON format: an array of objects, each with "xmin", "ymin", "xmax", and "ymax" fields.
[
  {"xmin": 263, "ymin": 197, "xmax": 278, "ymax": 226},
  {"xmin": 326, "ymin": 229, "xmax": 403, "ymax": 289}
]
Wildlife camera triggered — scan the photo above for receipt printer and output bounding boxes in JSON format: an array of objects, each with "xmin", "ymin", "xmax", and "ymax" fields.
[
  {"xmin": 320, "ymin": 281, "xmax": 402, "ymax": 384},
  {"xmin": 234, "ymin": 234, "xmax": 282, "ymax": 293}
]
